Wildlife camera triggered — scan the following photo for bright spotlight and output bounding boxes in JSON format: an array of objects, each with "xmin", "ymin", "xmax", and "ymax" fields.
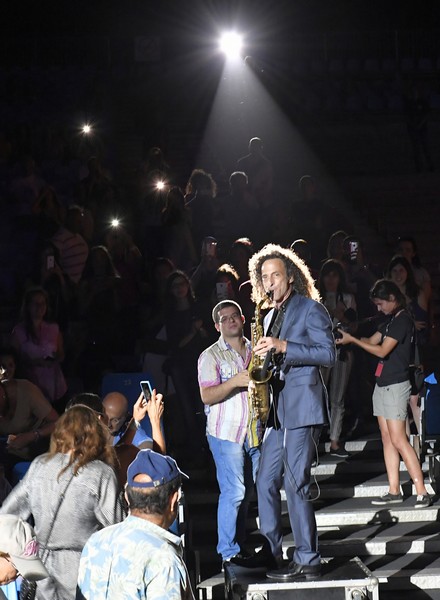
[
  {"xmin": 155, "ymin": 180, "xmax": 165, "ymax": 191},
  {"xmin": 219, "ymin": 32, "xmax": 243, "ymax": 59},
  {"xmin": 82, "ymin": 124, "xmax": 92, "ymax": 134},
  {"xmin": 111, "ymin": 218, "xmax": 120, "ymax": 228}
]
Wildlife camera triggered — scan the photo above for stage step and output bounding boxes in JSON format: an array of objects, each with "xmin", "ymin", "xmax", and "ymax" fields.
[
  {"xmin": 186, "ymin": 430, "xmax": 440, "ymax": 597},
  {"xmin": 315, "ymin": 496, "xmax": 439, "ymax": 527},
  {"xmin": 364, "ymin": 553, "xmax": 440, "ymax": 592},
  {"xmin": 196, "ymin": 554, "xmax": 440, "ymax": 599}
]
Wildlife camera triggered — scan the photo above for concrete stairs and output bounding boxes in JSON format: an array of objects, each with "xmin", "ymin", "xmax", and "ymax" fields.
[{"xmin": 187, "ymin": 431, "xmax": 440, "ymax": 599}]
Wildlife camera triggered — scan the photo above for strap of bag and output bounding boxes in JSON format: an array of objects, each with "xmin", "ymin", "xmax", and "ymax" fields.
[
  {"xmin": 410, "ymin": 323, "xmax": 421, "ymax": 367},
  {"xmin": 40, "ymin": 470, "xmax": 75, "ymax": 559}
]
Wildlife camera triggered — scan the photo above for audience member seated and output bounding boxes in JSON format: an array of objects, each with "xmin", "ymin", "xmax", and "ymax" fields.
[
  {"xmin": 0, "ymin": 347, "xmax": 58, "ymax": 478},
  {"xmin": 0, "ymin": 405, "xmax": 124, "ymax": 599},
  {"xmin": 11, "ymin": 287, "xmax": 67, "ymax": 410},
  {"xmin": 164, "ymin": 270, "xmax": 209, "ymax": 464},
  {"xmin": 104, "ymin": 389, "xmax": 165, "ymax": 486},
  {"xmin": 318, "ymin": 260, "xmax": 357, "ymax": 457},
  {"xmin": 160, "ymin": 186, "xmax": 198, "ymax": 273},
  {"xmin": 184, "ymin": 169, "xmax": 217, "ymax": 255},
  {"xmin": 103, "ymin": 391, "xmax": 154, "ymax": 450}
]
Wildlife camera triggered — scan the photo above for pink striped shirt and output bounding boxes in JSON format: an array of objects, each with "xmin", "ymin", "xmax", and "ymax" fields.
[{"xmin": 198, "ymin": 337, "xmax": 261, "ymax": 446}]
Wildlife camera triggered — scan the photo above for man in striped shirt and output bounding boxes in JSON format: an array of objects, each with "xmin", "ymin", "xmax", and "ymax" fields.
[{"xmin": 198, "ymin": 300, "xmax": 261, "ymax": 566}]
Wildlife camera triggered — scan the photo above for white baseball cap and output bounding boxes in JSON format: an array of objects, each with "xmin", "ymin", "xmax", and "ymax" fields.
[{"xmin": 0, "ymin": 515, "xmax": 49, "ymax": 581}]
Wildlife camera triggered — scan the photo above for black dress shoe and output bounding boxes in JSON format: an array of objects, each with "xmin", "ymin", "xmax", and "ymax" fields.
[
  {"xmin": 230, "ymin": 548, "xmax": 278, "ymax": 570},
  {"xmin": 266, "ymin": 561, "xmax": 321, "ymax": 581},
  {"xmin": 222, "ymin": 552, "xmax": 249, "ymax": 569}
]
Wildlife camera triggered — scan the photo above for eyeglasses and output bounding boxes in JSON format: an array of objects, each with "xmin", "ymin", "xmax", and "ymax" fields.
[
  {"xmin": 108, "ymin": 416, "xmax": 125, "ymax": 427},
  {"xmin": 218, "ymin": 312, "xmax": 241, "ymax": 324}
]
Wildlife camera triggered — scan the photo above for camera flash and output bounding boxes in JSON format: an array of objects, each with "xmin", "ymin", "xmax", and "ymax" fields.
[
  {"xmin": 155, "ymin": 180, "xmax": 165, "ymax": 191},
  {"xmin": 111, "ymin": 218, "xmax": 120, "ymax": 228}
]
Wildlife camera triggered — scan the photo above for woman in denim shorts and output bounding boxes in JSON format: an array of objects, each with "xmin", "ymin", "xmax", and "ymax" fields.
[{"xmin": 336, "ymin": 279, "xmax": 431, "ymax": 509}]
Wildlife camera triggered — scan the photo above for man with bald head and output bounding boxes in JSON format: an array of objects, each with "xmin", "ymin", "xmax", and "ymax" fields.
[{"xmin": 103, "ymin": 391, "xmax": 153, "ymax": 450}]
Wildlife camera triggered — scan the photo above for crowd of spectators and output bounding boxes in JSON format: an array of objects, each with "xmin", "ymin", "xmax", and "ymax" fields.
[{"xmin": 0, "ymin": 119, "xmax": 437, "ymax": 598}]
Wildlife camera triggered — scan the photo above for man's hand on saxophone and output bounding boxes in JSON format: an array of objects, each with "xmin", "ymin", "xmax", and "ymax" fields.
[
  {"xmin": 200, "ymin": 369, "xmax": 250, "ymax": 406},
  {"xmin": 234, "ymin": 370, "xmax": 251, "ymax": 388},
  {"xmin": 253, "ymin": 336, "xmax": 287, "ymax": 356}
]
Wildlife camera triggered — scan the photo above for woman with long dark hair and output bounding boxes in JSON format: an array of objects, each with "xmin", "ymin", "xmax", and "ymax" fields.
[
  {"xmin": 386, "ymin": 254, "xmax": 429, "ymax": 434},
  {"xmin": 386, "ymin": 254, "xmax": 428, "ymax": 346},
  {"xmin": 336, "ymin": 279, "xmax": 431, "ymax": 508},
  {"xmin": 0, "ymin": 405, "xmax": 123, "ymax": 599}
]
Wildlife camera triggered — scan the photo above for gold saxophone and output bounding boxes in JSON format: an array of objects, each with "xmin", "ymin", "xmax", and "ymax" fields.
[{"xmin": 248, "ymin": 297, "xmax": 272, "ymax": 424}]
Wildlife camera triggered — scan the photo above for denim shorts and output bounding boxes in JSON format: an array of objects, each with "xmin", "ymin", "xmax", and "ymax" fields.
[{"xmin": 372, "ymin": 381, "xmax": 411, "ymax": 421}]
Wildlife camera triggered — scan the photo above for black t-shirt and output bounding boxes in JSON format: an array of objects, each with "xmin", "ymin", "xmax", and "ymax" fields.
[{"xmin": 376, "ymin": 310, "xmax": 412, "ymax": 387}]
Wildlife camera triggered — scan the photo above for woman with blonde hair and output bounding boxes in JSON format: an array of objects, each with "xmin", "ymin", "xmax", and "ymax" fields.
[{"xmin": 0, "ymin": 405, "xmax": 123, "ymax": 599}]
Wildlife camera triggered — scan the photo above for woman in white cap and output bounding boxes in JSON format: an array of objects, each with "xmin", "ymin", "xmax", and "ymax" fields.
[{"xmin": 0, "ymin": 514, "xmax": 48, "ymax": 595}]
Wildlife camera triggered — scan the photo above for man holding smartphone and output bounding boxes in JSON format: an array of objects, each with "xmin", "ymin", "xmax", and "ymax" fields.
[
  {"xmin": 103, "ymin": 391, "xmax": 155, "ymax": 450},
  {"xmin": 197, "ymin": 300, "xmax": 261, "ymax": 566}
]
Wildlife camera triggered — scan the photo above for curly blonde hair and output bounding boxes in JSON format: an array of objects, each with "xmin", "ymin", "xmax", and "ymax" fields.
[
  {"xmin": 48, "ymin": 405, "xmax": 117, "ymax": 477},
  {"xmin": 248, "ymin": 243, "xmax": 320, "ymax": 304}
]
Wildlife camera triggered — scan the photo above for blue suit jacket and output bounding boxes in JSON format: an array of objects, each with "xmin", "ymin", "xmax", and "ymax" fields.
[{"xmin": 266, "ymin": 293, "xmax": 336, "ymax": 429}]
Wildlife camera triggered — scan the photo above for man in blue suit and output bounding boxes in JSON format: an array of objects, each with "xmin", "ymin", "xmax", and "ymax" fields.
[{"xmin": 236, "ymin": 244, "xmax": 335, "ymax": 580}]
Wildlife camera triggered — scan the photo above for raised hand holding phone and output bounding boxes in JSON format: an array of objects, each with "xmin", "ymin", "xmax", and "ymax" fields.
[
  {"xmin": 140, "ymin": 380, "xmax": 153, "ymax": 404},
  {"xmin": 134, "ymin": 382, "xmax": 164, "ymax": 423}
]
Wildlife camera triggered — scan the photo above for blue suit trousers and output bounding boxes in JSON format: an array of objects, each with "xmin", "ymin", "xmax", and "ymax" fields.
[{"xmin": 256, "ymin": 425, "xmax": 321, "ymax": 566}]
